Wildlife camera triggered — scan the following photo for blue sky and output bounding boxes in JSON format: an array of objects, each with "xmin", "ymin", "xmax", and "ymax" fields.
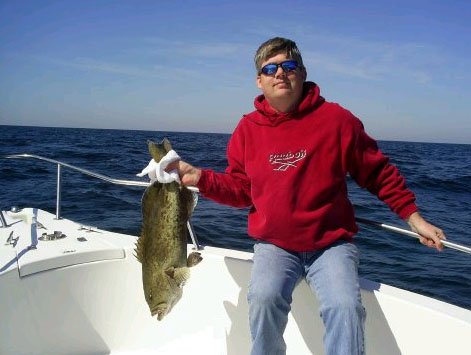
[{"xmin": 1, "ymin": 0, "xmax": 470, "ymax": 143}]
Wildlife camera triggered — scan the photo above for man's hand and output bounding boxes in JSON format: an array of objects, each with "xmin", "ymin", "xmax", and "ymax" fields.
[
  {"xmin": 407, "ymin": 212, "xmax": 446, "ymax": 251},
  {"xmin": 166, "ymin": 160, "xmax": 202, "ymax": 187}
]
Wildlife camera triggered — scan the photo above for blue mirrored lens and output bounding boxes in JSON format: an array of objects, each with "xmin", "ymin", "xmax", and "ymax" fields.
[
  {"xmin": 260, "ymin": 61, "xmax": 298, "ymax": 75},
  {"xmin": 281, "ymin": 61, "xmax": 298, "ymax": 71},
  {"xmin": 262, "ymin": 64, "xmax": 278, "ymax": 75}
]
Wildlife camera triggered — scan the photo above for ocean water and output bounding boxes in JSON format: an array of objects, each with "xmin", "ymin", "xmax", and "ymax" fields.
[{"xmin": 0, "ymin": 125, "xmax": 470, "ymax": 310}]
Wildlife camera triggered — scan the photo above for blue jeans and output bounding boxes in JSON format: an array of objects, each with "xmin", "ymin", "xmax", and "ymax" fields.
[{"xmin": 247, "ymin": 240, "xmax": 366, "ymax": 355}]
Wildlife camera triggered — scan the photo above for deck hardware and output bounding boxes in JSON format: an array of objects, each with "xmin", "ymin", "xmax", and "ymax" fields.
[
  {"xmin": 187, "ymin": 220, "xmax": 201, "ymax": 250},
  {"xmin": 78, "ymin": 225, "xmax": 101, "ymax": 233},
  {"xmin": 36, "ymin": 221, "xmax": 46, "ymax": 229},
  {"xmin": 77, "ymin": 237, "xmax": 88, "ymax": 242},
  {"xmin": 10, "ymin": 206, "xmax": 21, "ymax": 213},
  {"xmin": 30, "ymin": 209, "xmax": 39, "ymax": 249},
  {"xmin": 55, "ymin": 164, "xmax": 62, "ymax": 220},
  {"xmin": 5, "ymin": 231, "xmax": 13, "ymax": 245},
  {"xmin": 39, "ymin": 231, "xmax": 67, "ymax": 241},
  {"xmin": 5, "ymin": 231, "xmax": 19, "ymax": 247}
]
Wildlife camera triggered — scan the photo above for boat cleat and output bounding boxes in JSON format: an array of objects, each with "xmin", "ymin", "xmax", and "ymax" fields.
[{"xmin": 39, "ymin": 231, "xmax": 67, "ymax": 241}]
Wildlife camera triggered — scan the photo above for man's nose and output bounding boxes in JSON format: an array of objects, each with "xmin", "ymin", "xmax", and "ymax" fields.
[{"xmin": 274, "ymin": 66, "xmax": 286, "ymax": 78}]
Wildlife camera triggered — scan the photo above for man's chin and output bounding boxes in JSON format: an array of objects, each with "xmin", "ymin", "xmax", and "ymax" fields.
[{"xmin": 272, "ymin": 88, "xmax": 294, "ymax": 98}]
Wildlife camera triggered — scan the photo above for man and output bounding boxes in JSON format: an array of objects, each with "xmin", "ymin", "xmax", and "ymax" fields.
[{"xmin": 171, "ymin": 37, "xmax": 446, "ymax": 355}]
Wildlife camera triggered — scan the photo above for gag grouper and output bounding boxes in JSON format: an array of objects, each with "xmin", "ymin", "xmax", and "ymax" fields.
[{"xmin": 135, "ymin": 138, "xmax": 202, "ymax": 321}]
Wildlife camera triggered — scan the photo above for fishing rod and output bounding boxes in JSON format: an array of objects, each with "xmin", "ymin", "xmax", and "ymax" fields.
[{"xmin": 355, "ymin": 217, "xmax": 471, "ymax": 255}]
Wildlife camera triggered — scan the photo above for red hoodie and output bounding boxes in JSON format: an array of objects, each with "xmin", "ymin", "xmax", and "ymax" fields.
[{"xmin": 197, "ymin": 82, "xmax": 418, "ymax": 252}]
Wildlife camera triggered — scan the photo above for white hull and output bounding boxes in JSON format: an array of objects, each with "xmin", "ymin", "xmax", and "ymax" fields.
[{"xmin": 1, "ymin": 208, "xmax": 470, "ymax": 354}]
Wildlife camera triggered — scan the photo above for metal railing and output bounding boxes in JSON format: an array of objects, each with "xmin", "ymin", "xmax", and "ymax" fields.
[
  {"xmin": 1, "ymin": 154, "xmax": 201, "ymax": 250},
  {"xmin": 2, "ymin": 154, "xmax": 470, "ymax": 255},
  {"xmin": 0, "ymin": 211, "xmax": 7, "ymax": 229}
]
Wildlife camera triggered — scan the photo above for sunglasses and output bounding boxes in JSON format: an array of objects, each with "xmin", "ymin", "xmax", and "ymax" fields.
[{"xmin": 259, "ymin": 60, "xmax": 299, "ymax": 75}]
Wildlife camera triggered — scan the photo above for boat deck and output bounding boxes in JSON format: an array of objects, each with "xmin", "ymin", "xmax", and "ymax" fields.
[{"xmin": 1, "ymin": 208, "xmax": 470, "ymax": 354}]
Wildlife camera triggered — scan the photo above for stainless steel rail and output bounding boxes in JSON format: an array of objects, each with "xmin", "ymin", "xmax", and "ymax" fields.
[
  {"xmin": 356, "ymin": 217, "xmax": 471, "ymax": 255},
  {"xmin": 4, "ymin": 154, "xmax": 469, "ymax": 254},
  {"xmin": 0, "ymin": 211, "xmax": 7, "ymax": 228},
  {"xmin": 1, "ymin": 153, "xmax": 201, "ymax": 250}
]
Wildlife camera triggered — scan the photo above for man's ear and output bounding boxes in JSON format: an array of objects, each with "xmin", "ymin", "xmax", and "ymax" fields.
[
  {"xmin": 256, "ymin": 75, "xmax": 262, "ymax": 90},
  {"xmin": 301, "ymin": 68, "xmax": 307, "ymax": 81}
]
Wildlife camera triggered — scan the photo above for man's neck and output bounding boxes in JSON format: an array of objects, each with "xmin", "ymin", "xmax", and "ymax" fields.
[{"xmin": 266, "ymin": 97, "xmax": 300, "ymax": 113}]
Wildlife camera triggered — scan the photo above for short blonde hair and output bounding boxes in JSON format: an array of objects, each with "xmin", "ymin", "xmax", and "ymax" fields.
[{"xmin": 254, "ymin": 37, "xmax": 305, "ymax": 74}]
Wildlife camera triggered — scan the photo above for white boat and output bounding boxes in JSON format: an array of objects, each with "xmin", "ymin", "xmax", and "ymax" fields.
[{"xmin": 1, "ymin": 154, "xmax": 470, "ymax": 355}]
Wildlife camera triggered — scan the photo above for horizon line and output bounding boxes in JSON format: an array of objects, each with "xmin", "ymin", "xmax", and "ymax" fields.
[{"xmin": 1, "ymin": 123, "xmax": 469, "ymax": 146}]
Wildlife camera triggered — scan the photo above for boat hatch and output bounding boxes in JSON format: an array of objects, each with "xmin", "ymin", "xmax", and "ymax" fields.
[{"xmin": 16, "ymin": 233, "xmax": 125, "ymax": 277}]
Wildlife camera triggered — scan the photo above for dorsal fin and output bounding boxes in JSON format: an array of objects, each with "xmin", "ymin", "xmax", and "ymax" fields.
[
  {"xmin": 134, "ymin": 239, "xmax": 144, "ymax": 263},
  {"xmin": 135, "ymin": 181, "xmax": 163, "ymax": 263}
]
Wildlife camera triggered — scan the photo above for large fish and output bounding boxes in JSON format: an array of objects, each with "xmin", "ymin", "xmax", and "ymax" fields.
[{"xmin": 135, "ymin": 139, "xmax": 202, "ymax": 321}]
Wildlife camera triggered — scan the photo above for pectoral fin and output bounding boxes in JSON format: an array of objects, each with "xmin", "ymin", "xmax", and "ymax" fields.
[
  {"xmin": 165, "ymin": 266, "xmax": 191, "ymax": 287},
  {"xmin": 187, "ymin": 252, "xmax": 203, "ymax": 267},
  {"xmin": 134, "ymin": 237, "xmax": 144, "ymax": 263}
]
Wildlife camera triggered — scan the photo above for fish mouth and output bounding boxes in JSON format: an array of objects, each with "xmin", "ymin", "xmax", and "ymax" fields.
[
  {"xmin": 150, "ymin": 307, "xmax": 161, "ymax": 316},
  {"xmin": 151, "ymin": 303, "xmax": 166, "ymax": 320}
]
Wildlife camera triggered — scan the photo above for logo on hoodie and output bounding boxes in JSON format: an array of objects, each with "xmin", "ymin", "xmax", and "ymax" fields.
[{"xmin": 269, "ymin": 149, "xmax": 307, "ymax": 171}]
